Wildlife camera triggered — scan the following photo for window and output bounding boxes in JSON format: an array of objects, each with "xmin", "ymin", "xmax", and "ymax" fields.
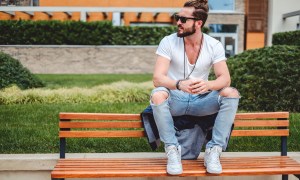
[
  {"xmin": 0, "ymin": 0, "xmax": 39, "ymax": 6},
  {"xmin": 209, "ymin": 24, "xmax": 237, "ymax": 33},
  {"xmin": 33, "ymin": 0, "xmax": 39, "ymax": 6},
  {"xmin": 209, "ymin": 0, "xmax": 235, "ymax": 11},
  {"xmin": 209, "ymin": 24, "xmax": 238, "ymax": 57}
]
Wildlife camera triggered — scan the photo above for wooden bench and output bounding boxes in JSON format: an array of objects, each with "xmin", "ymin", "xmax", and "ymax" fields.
[{"xmin": 51, "ymin": 112, "xmax": 300, "ymax": 180}]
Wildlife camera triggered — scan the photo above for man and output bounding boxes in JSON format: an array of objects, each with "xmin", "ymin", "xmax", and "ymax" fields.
[{"xmin": 150, "ymin": 0, "xmax": 240, "ymax": 175}]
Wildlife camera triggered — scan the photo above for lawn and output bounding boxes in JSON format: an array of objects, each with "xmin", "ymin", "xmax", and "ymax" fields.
[
  {"xmin": 0, "ymin": 74, "xmax": 299, "ymax": 153},
  {"xmin": 36, "ymin": 74, "xmax": 152, "ymax": 88}
]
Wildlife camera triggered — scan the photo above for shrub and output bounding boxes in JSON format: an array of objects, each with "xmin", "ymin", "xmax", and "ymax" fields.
[
  {"xmin": 0, "ymin": 52, "xmax": 44, "ymax": 89},
  {"xmin": 227, "ymin": 45, "xmax": 300, "ymax": 112},
  {"xmin": 0, "ymin": 81, "xmax": 152, "ymax": 105},
  {"xmin": 0, "ymin": 20, "xmax": 209, "ymax": 45},
  {"xmin": 272, "ymin": 30, "xmax": 300, "ymax": 46}
]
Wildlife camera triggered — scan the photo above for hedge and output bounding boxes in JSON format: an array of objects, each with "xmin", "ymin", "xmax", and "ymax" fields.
[
  {"xmin": 0, "ymin": 20, "xmax": 209, "ymax": 45},
  {"xmin": 0, "ymin": 52, "xmax": 44, "ymax": 89},
  {"xmin": 227, "ymin": 45, "xmax": 300, "ymax": 112},
  {"xmin": 272, "ymin": 30, "xmax": 300, "ymax": 46}
]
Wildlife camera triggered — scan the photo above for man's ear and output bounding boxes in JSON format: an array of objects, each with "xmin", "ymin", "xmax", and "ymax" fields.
[{"xmin": 197, "ymin": 20, "xmax": 203, "ymax": 28}]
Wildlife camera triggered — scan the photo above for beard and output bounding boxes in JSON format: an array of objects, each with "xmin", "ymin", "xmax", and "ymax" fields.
[{"xmin": 177, "ymin": 22, "xmax": 196, "ymax": 37}]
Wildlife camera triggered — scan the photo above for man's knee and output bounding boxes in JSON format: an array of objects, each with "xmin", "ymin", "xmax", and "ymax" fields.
[
  {"xmin": 220, "ymin": 87, "xmax": 240, "ymax": 98},
  {"xmin": 151, "ymin": 91, "xmax": 169, "ymax": 105}
]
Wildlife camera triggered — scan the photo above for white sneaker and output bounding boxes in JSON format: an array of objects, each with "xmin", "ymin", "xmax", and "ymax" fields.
[
  {"xmin": 165, "ymin": 145, "xmax": 182, "ymax": 175},
  {"xmin": 204, "ymin": 146, "xmax": 222, "ymax": 174}
]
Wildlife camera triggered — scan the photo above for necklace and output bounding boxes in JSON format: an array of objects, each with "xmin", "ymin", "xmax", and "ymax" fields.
[{"xmin": 183, "ymin": 34, "xmax": 204, "ymax": 79}]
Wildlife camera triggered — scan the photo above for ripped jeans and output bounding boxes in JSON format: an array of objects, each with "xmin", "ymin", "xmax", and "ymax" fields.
[{"xmin": 150, "ymin": 87, "xmax": 240, "ymax": 150}]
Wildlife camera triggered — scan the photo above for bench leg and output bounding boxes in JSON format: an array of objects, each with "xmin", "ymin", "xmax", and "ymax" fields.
[{"xmin": 282, "ymin": 174, "xmax": 288, "ymax": 180}]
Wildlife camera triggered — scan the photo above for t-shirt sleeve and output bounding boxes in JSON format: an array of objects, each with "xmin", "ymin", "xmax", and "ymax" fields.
[
  {"xmin": 156, "ymin": 36, "xmax": 172, "ymax": 60},
  {"xmin": 212, "ymin": 42, "xmax": 227, "ymax": 64}
]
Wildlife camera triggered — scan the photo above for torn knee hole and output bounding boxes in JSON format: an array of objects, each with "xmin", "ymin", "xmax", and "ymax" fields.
[
  {"xmin": 220, "ymin": 87, "xmax": 240, "ymax": 98},
  {"xmin": 151, "ymin": 91, "xmax": 169, "ymax": 105}
]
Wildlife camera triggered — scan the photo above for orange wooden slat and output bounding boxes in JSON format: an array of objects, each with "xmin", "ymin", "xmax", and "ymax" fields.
[
  {"xmin": 59, "ymin": 121, "xmax": 143, "ymax": 129},
  {"xmin": 231, "ymin": 129, "xmax": 289, "ymax": 136},
  {"xmin": 59, "ymin": 130, "xmax": 145, "ymax": 138},
  {"xmin": 234, "ymin": 120, "xmax": 289, "ymax": 127},
  {"xmin": 59, "ymin": 113, "xmax": 141, "ymax": 121},
  {"xmin": 59, "ymin": 112, "xmax": 289, "ymax": 121},
  {"xmin": 59, "ymin": 129, "xmax": 289, "ymax": 138},
  {"xmin": 51, "ymin": 156, "xmax": 300, "ymax": 178},
  {"xmin": 235, "ymin": 112, "xmax": 289, "ymax": 119}
]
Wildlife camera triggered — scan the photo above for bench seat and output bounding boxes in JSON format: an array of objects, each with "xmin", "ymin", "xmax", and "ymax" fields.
[
  {"xmin": 52, "ymin": 156, "xmax": 300, "ymax": 178},
  {"xmin": 51, "ymin": 111, "xmax": 300, "ymax": 180}
]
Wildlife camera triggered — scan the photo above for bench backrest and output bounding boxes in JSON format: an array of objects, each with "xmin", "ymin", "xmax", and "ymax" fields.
[{"xmin": 58, "ymin": 112, "xmax": 289, "ymax": 158}]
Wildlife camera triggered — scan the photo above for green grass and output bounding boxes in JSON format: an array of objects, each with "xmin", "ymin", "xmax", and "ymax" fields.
[
  {"xmin": 0, "ymin": 102, "xmax": 160, "ymax": 153},
  {"xmin": 36, "ymin": 74, "xmax": 153, "ymax": 88},
  {"xmin": 0, "ymin": 103, "xmax": 299, "ymax": 153},
  {"xmin": 0, "ymin": 74, "xmax": 299, "ymax": 153},
  {"xmin": 228, "ymin": 114, "xmax": 300, "ymax": 151}
]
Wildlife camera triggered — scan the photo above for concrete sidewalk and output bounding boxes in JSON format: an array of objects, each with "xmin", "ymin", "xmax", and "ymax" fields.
[{"xmin": 0, "ymin": 152, "xmax": 299, "ymax": 180}]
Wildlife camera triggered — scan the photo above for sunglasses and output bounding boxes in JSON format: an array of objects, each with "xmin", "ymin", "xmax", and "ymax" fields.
[{"xmin": 174, "ymin": 14, "xmax": 200, "ymax": 23}]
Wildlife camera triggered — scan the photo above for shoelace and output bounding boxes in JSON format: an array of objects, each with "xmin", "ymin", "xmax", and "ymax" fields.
[
  {"xmin": 208, "ymin": 147, "xmax": 221, "ymax": 165},
  {"xmin": 167, "ymin": 147, "xmax": 180, "ymax": 164}
]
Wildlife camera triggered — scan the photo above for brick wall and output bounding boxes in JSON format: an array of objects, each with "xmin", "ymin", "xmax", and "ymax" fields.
[{"xmin": 0, "ymin": 46, "xmax": 157, "ymax": 74}]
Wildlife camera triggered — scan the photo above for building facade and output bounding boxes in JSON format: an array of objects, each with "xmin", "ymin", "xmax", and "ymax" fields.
[
  {"xmin": 267, "ymin": 0, "xmax": 300, "ymax": 46},
  {"xmin": 0, "ymin": 0, "xmax": 245, "ymax": 55}
]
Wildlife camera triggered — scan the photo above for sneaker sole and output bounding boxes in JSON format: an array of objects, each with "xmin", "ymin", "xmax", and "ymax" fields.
[
  {"xmin": 204, "ymin": 161, "xmax": 222, "ymax": 174},
  {"xmin": 167, "ymin": 166, "xmax": 183, "ymax": 175},
  {"xmin": 206, "ymin": 168, "xmax": 222, "ymax": 174},
  {"xmin": 167, "ymin": 170, "xmax": 183, "ymax": 175}
]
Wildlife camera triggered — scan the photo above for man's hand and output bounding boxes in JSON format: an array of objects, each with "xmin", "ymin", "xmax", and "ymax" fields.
[
  {"xmin": 178, "ymin": 79, "xmax": 207, "ymax": 94},
  {"xmin": 178, "ymin": 79, "xmax": 193, "ymax": 93},
  {"xmin": 189, "ymin": 79, "xmax": 211, "ymax": 94}
]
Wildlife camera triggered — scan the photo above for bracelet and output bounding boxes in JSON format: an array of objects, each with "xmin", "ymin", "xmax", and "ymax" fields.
[{"xmin": 175, "ymin": 80, "xmax": 181, "ymax": 90}]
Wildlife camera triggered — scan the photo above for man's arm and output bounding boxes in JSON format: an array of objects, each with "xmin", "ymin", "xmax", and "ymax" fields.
[
  {"xmin": 153, "ymin": 55, "xmax": 177, "ymax": 90},
  {"xmin": 209, "ymin": 60, "xmax": 231, "ymax": 90}
]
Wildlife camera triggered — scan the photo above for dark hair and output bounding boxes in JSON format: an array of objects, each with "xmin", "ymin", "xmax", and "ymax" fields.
[{"xmin": 184, "ymin": 0, "xmax": 209, "ymax": 27}]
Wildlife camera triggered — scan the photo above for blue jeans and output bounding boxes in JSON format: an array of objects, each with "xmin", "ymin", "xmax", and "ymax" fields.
[{"xmin": 150, "ymin": 87, "xmax": 240, "ymax": 150}]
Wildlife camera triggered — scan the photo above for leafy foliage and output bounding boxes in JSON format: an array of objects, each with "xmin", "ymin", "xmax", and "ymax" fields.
[
  {"xmin": 0, "ymin": 20, "xmax": 209, "ymax": 45},
  {"xmin": 0, "ymin": 81, "xmax": 152, "ymax": 105},
  {"xmin": 0, "ymin": 52, "xmax": 44, "ymax": 89},
  {"xmin": 227, "ymin": 45, "xmax": 300, "ymax": 112},
  {"xmin": 272, "ymin": 30, "xmax": 300, "ymax": 46}
]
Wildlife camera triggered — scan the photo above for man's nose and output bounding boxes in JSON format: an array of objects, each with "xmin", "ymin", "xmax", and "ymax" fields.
[{"xmin": 176, "ymin": 19, "xmax": 182, "ymax": 26}]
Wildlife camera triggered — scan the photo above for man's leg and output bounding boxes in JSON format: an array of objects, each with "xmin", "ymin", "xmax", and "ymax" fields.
[
  {"xmin": 150, "ymin": 87, "xmax": 182, "ymax": 175},
  {"xmin": 204, "ymin": 87, "xmax": 240, "ymax": 174}
]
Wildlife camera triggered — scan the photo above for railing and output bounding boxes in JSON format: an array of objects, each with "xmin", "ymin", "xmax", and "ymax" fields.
[{"xmin": 0, "ymin": 6, "xmax": 181, "ymax": 24}]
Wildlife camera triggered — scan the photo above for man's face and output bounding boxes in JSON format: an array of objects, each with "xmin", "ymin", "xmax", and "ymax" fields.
[{"xmin": 176, "ymin": 7, "xmax": 197, "ymax": 37}]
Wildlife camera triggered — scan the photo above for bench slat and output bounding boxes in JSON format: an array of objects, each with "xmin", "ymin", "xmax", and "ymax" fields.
[
  {"xmin": 51, "ymin": 156, "xmax": 300, "ymax": 178},
  {"xmin": 59, "ymin": 121, "xmax": 143, "ymax": 129},
  {"xmin": 231, "ymin": 129, "xmax": 289, "ymax": 136},
  {"xmin": 60, "ymin": 129, "xmax": 289, "ymax": 137},
  {"xmin": 234, "ymin": 112, "xmax": 289, "ymax": 119},
  {"xmin": 59, "ymin": 130, "xmax": 145, "ymax": 138},
  {"xmin": 60, "ymin": 112, "xmax": 289, "ymax": 121},
  {"xmin": 234, "ymin": 120, "xmax": 289, "ymax": 127},
  {"xmin": 59, "ymin": 120, "xmax": 289, "ymax": 129},
  {"xmin": 60, "ymin": 113, "xmax": 140, "ymax": 120}
]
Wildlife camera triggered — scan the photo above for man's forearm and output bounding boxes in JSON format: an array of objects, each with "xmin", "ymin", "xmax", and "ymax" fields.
[
  {"xmin": 153, "ymin": 75, "xmax": 177, "ymax": 90},
  {"xmin": 208, "ymin": 75, "xmax": 231, "ymax": 91}
]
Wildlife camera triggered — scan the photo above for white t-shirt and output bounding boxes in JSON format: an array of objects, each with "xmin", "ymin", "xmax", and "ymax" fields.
[{"xmin": 156, "ymin": 33, "xmax": 226, "ymax": 81}]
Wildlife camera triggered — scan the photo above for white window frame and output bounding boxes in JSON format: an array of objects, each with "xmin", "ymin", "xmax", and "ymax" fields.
[
  {"xmin": 209, "ymin": 0, "xmax": 235, "ymax": 12},
  {"xmin": 209, "ymin": 32, "xmax": 238, "ymax": 55}
]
